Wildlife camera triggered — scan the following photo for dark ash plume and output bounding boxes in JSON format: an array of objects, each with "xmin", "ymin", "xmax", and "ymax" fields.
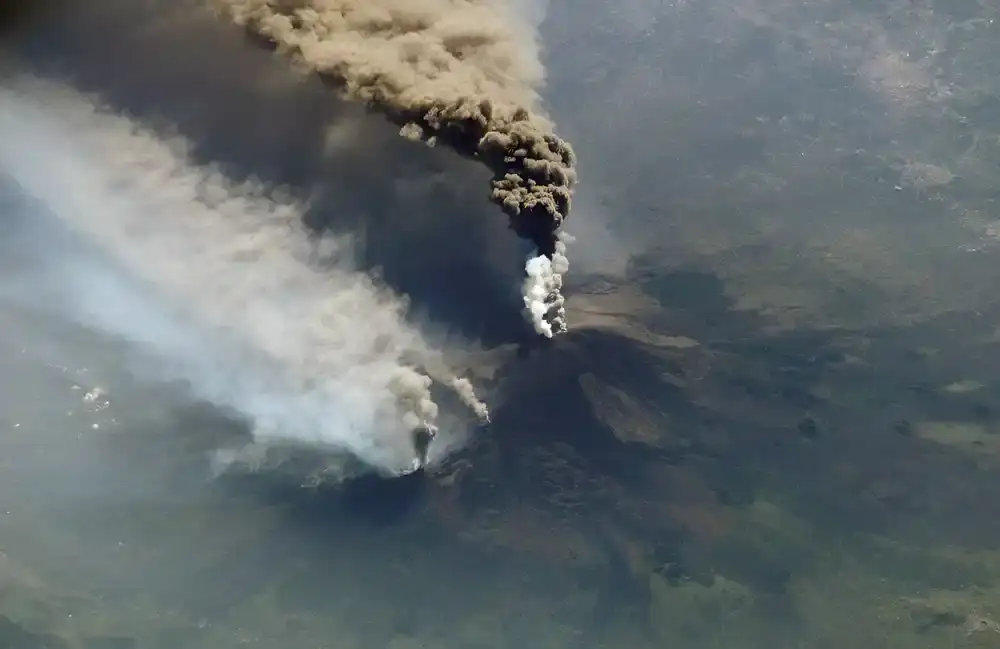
[{"xmin": 208, "ymin": 0, "xmax": 576, "ymax": 336}]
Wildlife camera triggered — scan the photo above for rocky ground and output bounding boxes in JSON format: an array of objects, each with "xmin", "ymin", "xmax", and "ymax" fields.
[{"xmin": 5, "ymin": 245, "xmax": 1000, "ymax": 648}]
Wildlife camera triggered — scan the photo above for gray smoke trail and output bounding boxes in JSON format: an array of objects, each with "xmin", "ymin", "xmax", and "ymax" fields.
[
  {"xmin": 0, "ymin": 77, "xmax": 488, "ymax": 476},
  {"xmin": 449, "ymin": 377, "xmax": 491, "ymax": 423},
  {"xmin": 206, "ymin": 0, "xmax": 576, "ymax": 337}
]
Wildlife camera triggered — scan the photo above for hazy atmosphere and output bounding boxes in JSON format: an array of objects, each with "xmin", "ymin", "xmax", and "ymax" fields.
[{"xmin": 2, "ymin": 0, "xmax": 1000, "ymax": 647}]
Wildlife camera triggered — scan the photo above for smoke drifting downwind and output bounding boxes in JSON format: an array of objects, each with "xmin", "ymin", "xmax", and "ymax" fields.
[
  {"xmin": 0, "ymin": 77, "xmax": 488, "ymax": 476},
  {"xmin": 207, "ymin": 0, "xmax": 577, "ymax": 337}
]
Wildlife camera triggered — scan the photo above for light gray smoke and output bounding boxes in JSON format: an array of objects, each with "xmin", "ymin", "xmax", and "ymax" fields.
[
  {"xmin": 206, "ymin": 0, "xmax": 575, "ymax": 337},
  {"xmin": 0, "ymin": 76, "xmax": 488, "ymax": 477}
]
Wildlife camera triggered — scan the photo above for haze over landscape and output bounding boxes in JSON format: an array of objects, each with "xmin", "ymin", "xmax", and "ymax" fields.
[{"xmin": 2, "ymin": 1, "xmax": 1000, "ymax": 647}]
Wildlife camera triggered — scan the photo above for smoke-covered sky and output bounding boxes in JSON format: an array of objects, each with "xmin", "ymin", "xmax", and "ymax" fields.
[
  {"xmin": 1, "ymin": 75, "xmax": 500, "ymax": 474},
  {"xmin": 2, "ymin": 0, "xmax": 1000, "ymax": 647}
]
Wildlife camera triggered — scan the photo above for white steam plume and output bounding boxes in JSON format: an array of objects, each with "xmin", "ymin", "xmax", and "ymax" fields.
[
  {"xmin": 523, "ymin": 232, "xmax": 570, "ymax": 337},
  {"xmin": 0, "ymin": 77, "xmax": 488, "ymax": 476}
]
